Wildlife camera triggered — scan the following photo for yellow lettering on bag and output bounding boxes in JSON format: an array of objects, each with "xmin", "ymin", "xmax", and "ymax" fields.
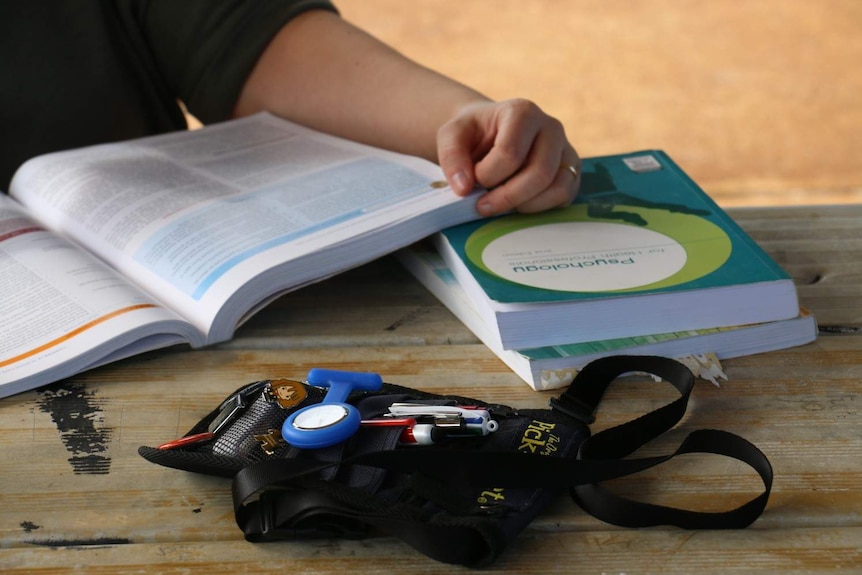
[{"xmin": 476, "ymin": 420, "xmax": 563, "ymax": 506}]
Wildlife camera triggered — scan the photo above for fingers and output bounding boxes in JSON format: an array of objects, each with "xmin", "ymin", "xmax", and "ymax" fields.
[
  {"xmin": 496, "ymin": 147, "xmax": 581, "ymax": 214},
  {"xmin": 436, "ymin": 108, "xmax": 485, "ymax": 197},
  {"xmin": 436, "ymin": 98, "xmax": 581, "ymax": 216},
  {"xmin": 477, "ymin": 106, "xmax": 579, "ymax": 214},
  {"xmin": 473, "ymin": 99, "xmax": 543, "ymax": 191}
]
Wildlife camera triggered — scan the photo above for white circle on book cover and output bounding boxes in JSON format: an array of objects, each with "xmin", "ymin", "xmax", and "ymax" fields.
[{"xmin": 481, "ymin": 221, "xmax": 687, "ymax": 292}]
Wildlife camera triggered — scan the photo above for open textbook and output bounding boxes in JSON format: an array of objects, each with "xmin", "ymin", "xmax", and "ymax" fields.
[{"xmin": 0, "ymin": 113, "xmax": 479, "ymax": 398}]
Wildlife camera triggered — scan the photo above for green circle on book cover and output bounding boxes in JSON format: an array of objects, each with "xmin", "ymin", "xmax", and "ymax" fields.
[{"xmin": 464, "ymin": 204, "xmax": 732, "ymax": 293}]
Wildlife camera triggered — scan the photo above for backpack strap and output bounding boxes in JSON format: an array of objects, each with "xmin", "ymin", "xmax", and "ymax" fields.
[{"xmin": 552, "ymin": 355, "xmax": 773, "ymax": 529}]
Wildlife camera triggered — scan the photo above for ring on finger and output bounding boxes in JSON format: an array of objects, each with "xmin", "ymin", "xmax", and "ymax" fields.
[{"xmin": 560, "ymin": 162, "xmax": 578, "ymax": 179}]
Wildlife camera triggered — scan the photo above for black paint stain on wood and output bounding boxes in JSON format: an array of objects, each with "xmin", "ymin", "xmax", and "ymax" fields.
[
  {"xmin": 20, "ymin": 521, "xmax": 42, "ymax": 533},
  {"xmin": 28, "ymin": 537, "xmax": 131, "ymax": 548},
  {"xmin": 37, "ymin": 381, "xmax": 112, "ymax": 474}
]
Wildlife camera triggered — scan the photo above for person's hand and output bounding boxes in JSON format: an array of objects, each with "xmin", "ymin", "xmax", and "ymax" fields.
[{"xmin": 436, "ymin": 98, "xmax": 581, "ymax": 216}]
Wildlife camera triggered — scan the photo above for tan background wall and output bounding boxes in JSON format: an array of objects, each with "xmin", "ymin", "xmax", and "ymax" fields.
[{"xmin": 337, "ymin": 0, "xmax": 862, "ymax": 207}]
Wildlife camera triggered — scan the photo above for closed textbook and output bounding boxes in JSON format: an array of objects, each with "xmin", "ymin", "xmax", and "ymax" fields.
[
  {"xmin": 433, "ymin": 150, "xmax": 801, "ymax": 351},
  {"xmin": 397, "ymin": 243, "xmax": 817, "ymax": 390}
]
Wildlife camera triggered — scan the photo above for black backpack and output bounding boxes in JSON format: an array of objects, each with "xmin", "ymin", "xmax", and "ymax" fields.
[{"xmin": 139, "ymin": 355, "xmax": 772, "ymax": 567}]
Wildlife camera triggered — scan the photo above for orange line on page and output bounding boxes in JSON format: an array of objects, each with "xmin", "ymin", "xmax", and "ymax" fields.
[
  {"xmin": 0, "ymin": 304, "xmax": 158, "ymax": 368},
  {"xmin": 0, "ymin": 226, "xmax": 43, "ymax": 243}
]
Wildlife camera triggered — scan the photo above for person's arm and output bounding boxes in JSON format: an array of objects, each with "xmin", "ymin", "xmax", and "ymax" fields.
[{"xmin": 234, "ymin": 10, "xmax": 580, "ymax": 215}]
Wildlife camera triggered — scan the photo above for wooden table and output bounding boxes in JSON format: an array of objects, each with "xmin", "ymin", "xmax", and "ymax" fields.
[{"xmin": 1, "ymin": 205, "xmax": 860, "ymax": 574}]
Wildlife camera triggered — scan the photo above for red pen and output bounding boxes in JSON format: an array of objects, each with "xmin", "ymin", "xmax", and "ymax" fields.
[
  {"xmin": 157, "ymin": 432, "xmax": 215, "ymax": 450},
  {"xmin": 361, "ymin": 417, "xmax": 417, "ymax": 428},
  {"xmin": 361, "ymin": 417, "xmax": 437, "ymax": 445}
]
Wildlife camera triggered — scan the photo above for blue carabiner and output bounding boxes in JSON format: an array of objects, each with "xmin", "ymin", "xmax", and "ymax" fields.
[{"xmin": 282, "ymin": 369, "xmax": 383, "ymax": 449}]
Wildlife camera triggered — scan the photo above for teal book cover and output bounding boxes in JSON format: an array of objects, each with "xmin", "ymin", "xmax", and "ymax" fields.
[{"xmin": 440, "ymin": 150, "xmax": 790, "ymax": 304}]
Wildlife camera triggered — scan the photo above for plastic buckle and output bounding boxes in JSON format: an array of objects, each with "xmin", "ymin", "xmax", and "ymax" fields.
[
  {"xmin": 208, "ymin": 380, "xmax": 270, "ymax": 436},
  {"xmin": 549, "ymin": 394, "xmax": 596, "ymax": 425}
]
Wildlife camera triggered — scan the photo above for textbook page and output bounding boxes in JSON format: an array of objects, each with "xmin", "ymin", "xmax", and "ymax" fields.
[
  {"xmin": 10, "ymin": 113, "xmax": 479, "ymax": 342},
  {"xmin": 0, "ymin": 196, "xmax": 200, "ymax": 398}
]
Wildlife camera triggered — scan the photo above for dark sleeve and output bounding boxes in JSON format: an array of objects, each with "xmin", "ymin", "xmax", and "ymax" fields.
[{"xmin": 133, "ymin": 0, "xmax": 338, "ymax": 123}]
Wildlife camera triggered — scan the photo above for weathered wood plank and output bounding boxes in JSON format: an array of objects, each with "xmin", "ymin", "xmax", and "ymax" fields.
[
  {"xmin": 2, "ymin": 527, "xmax": 860, "ymax": 574},
  {"xmin": 2, "ymin": 205, "xmax": 861, "ymax": 573}
]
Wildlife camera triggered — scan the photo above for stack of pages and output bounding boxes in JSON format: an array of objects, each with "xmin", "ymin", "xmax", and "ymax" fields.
[{"xmin": 398, "ymin": 151, "xmax": 817, "ymax": 390}]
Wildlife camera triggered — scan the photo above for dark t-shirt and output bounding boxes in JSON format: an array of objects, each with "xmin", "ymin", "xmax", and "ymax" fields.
[{"xmin": 0, "ymin": 0, "xmax": 336, "ymax": 190}]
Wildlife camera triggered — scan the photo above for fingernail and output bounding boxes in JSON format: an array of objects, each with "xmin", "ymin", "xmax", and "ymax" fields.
[
  {"xmin": 477, "ymin": 199, "xmax": 494, "ymax": 216},
  {"xmin": 452, "ymin": 171, "xmax": 470, "ymax": 195}
]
